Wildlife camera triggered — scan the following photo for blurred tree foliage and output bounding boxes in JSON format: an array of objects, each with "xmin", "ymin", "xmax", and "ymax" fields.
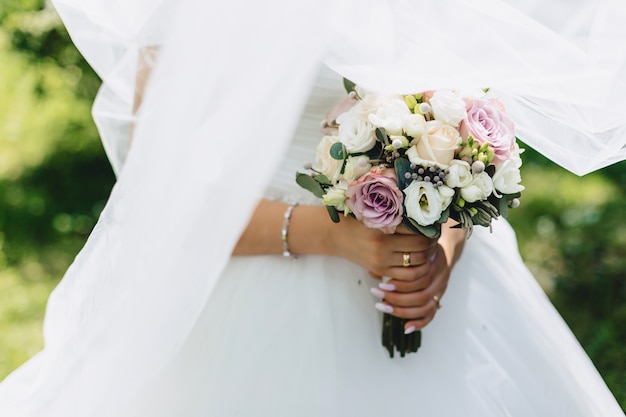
[
  {"xmin": 0, "ymin": 0, "xmax": 625, "ymax": 411},
  {"xmin": 0, "ymin": 0, "xmax": 114, "ymax": 374}
]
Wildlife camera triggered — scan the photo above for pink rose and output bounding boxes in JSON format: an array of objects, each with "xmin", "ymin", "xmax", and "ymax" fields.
[
  {"xmin": 345, "ymin": 168, "xmax": 404, "ymax": 234},
  {"xmin": 460, "ymin": 98, "xmax": 515, "ymax": 164}
]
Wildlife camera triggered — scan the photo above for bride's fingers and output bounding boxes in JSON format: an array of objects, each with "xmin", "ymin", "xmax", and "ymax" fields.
[
  {"xmin": 404, "ymin": 313, "xmax": 436, "ymax": 333},
  {"xmin": 374, "ymin": 300, "xmax": 438, "ymax": 321},
  {"xmin": 369, "ymin": 271, "xmax": 382, "ymax": 280},
  {"xmin": 376, "ymin": 271, "xmax": 432, "ymax": 293},
  {"xmin": 388, "ymin": 237, "xmax": 438, "ymax": 255},
  {"xmin": 379, "ymin": 286, "xmax": 435, "ymax": 307},
  {"xmin": 376, "ymin": 262, "xmax": 431, "ymax": 283},
  {"xmin": 391, "ymin": 248, "xmax": 437, "ymax": 268}
]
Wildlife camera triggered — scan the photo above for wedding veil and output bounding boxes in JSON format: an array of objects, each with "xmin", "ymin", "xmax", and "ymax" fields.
[{"xmin": 1, "ymin": 0, "xmax": 625, "ymax": 415}]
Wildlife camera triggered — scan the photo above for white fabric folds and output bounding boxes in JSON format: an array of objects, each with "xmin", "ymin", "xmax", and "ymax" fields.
[{"xmin": 1, "ymin": 0, "xmax": 626, "ymax": 416}]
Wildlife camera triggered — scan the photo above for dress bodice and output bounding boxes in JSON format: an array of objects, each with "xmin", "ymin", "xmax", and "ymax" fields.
[{"xmin": 263, "ymin": 65, "xmax": 346, "ymax": 204}]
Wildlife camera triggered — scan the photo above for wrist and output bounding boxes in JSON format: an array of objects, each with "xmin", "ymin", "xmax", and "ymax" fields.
[
  {"xmin": 288, "ymin": 205, "xmax": 336, "ymax": 257},
  {"xmin": 439, "ymin": 222, "xmax": 467, "ymax": 269}
]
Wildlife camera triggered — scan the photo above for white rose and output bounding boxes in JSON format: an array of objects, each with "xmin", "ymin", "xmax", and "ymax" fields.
[
  {"xmin": 460, "ymin": 172, "xmax": 494, "ymax": 203},
  {"xmin": 367, "ymin": 95, "xmax": 411, "ymax": 136},
  {"xmin": 445, "ymin": 160, "xmax": 473, "ymax": 188},
  {"xmin": 350, "ymin": 94, "xmax": 381, "ymax": 121},
  {"xmin": 404, "ymin": 181, "xmax": 450, "ymax": 226},
  {"xmin": 336, "ymin": 110, "xmax": 377, "ymax": 153},
  {"xmin": 406, "ymin": 120, "xmax": 461, "ymax": 168},
  {"xmin": 313, "ymin": 135, "xmax": 343, "ymax": 182},
  {"xmin": 492, "ymin": 156, "xmax": 525, "ymax": 197},
  {"xmin": 438, "ymin": 184, "xmax": 455, "ymax": 209},
  {"xmin": 343, "ymin": 156, "xmax": 372, "ymax": 182},
  {"xmin": 402, "ymin": 113, "xmax": 427, "ymax": 139},
  {"xmin": 430, "ymin": 90, "xmax": 467, "ymax": 127}
]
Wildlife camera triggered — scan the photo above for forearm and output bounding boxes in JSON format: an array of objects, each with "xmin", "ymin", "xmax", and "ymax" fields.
[
  {"xmin": 438, "ymin": 220, "xmax": 467, "ymax": 270},
  {"xmin": 232, "ymin": 200, "xmax": 332, "ymax": 256}
]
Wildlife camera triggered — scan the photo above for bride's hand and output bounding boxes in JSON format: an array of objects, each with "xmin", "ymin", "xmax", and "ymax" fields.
[
  {"xmin": 370, "ymin": 244, "xmax": 451, "ymax": 332},
  {"xmin": 327, "ymin": 215, "xmax": 438, "ymax": 281},
  {"xmin": 367, "ymin": 221, "xmax": 467, "ymax": 333}
]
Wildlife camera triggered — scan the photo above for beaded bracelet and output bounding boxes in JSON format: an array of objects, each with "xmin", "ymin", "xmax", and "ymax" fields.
[{"xmin": 281, "ymin": 203, "xmax": 299, "ymax": 258}]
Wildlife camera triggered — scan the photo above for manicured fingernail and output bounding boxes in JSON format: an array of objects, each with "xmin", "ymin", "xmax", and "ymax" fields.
[
  {"xmin": 375, "ymin": 303, "xmax": 393, "ymax": 314},
  {"xmin": 429, "ymin": 253, "xmax": 437, "ymax": 262},
  {"xmin": 404, "ymin": 325, "xmax": 416, "ymax": 335},
  {"xmin": 379, "ymin": 283, "xmax": 396, "ymax": 291},
  {"xmin": 370, "ymin": 287, "xmax": 385, "ymax": 299}
]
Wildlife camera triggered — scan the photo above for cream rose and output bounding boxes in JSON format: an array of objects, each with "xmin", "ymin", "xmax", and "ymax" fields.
[
  {"xmin": 406, "ymin": 120, "xmax": 460, "ymax": 168},
  {"xmin": 429, "ymin": 90, "xmax": 467, "ymax": 127},
  {"xmin": 336, "ymin": 110, "xmax": 377, "ymax": 153},
  {"xmin": 313, "ymin": 135, "xmax": 343, "ymax": 182},
  {"xmin": 404, "ymin": 181, "xmax": 453, "ymax": 226},
  {"xmin": 367, "ymin": 95, "xmax": 411, "ymax": 136},
  {"xmin": 460, "ymin": 172, "xmax": 494, "ymax": 203},
  {"xmin": 445, "ymin": 160, "xmax": 473, "ymax": 188}
]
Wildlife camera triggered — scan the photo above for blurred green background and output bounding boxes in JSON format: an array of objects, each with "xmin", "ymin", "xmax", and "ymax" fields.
[{"xmin": 1, "ymin": 0, "xmax": 625, "ymax": 410}]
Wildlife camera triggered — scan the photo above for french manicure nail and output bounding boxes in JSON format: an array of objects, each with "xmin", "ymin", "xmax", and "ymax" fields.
[
  {"xmin": 375, "ymin": 303, "xmax": 394, "ymax": 314},
  {"xmin": 370, "ymin": 287, "xmax": 385, "ymax": 299},
  {"xmin": 404, "ymin": 325, "xmax": 416, "ymax": 335},
  {"xmin": 379, "ymin": 282, "xmax": 396, "ymax": 291}
]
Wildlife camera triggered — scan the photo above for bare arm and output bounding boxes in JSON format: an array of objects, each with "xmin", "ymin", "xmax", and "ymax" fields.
[
  {"xmin": 233, "ymin": 200, "xmax": 441, "ymax": 281},
  {"xmin": 233, "ymin": 199, "xmax": 467, "ymax": 332}
]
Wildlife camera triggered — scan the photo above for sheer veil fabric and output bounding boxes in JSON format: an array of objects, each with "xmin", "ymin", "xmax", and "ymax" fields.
[{"xmin": 1, "ymin": 0, "xmax": 626, "ymax": 415}]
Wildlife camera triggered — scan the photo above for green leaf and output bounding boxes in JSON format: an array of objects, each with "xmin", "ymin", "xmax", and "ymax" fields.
[
  {"xmin": 438, "ymin": 206, "xmax": 450, "ymax": 224},
  {"xmin": 498, "ymin": 196, "xmax": 509, "ymax": 218},
  {"xmin": 340, "ymin": 157, "xmax": 348, "ymax": 175},
  {"xmin": 330, "ymin": 142, "xmax": 347, "ymax": 161},
  {"xmin": 326, "ymin": 205, "xmax": 340, "ymax": 223},
  {"xmin": 394, "ymin": 158, "xmax": 412, "ymax": 189},
  {"xmin": 366, "ymin": 141, "xmax": 384, "ymax": 160},
  {"xmin": 295, "ymin": 172, "xmax": 325, "ymax": 198},
  {"xmin": 403, "ymin": 217, "xmax": 441, "ymax": 239},
  {"xmin": 314, "ymin": 174, "xmax": 332, "ymax": 186},
  {"xmin": 343, "ymin": 78, "xmax": 356, "ymax": 94},
  {"xmin": 375, "ymin": 127, "xmax": 389, "ymax": 145}
]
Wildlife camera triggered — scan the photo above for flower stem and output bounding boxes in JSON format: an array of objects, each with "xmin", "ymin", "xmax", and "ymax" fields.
[{"xmin": 382, "ymin": 314, "xmax": 421, "ymax": 358}]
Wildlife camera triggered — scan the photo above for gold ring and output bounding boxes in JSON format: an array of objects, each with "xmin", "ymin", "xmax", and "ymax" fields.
[
  {"xmin": 433, "ymin": 295, "xmax": 442, "ymax": 309},
  {"xmin": 402, "ymin": 253, "xmax": 411, "ymax": 267}
]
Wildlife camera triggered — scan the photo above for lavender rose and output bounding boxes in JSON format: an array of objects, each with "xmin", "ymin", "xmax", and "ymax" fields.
[
  {"xmin": 345, "ymin": 168, "xmax": 404, "ymax": 234},
  {"xmin": 460, "ymin": 98, "xmax": 515, "ymax": 165}
]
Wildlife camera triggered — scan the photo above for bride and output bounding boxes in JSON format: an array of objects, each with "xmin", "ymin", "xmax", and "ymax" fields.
[{"xmin": 1, "ymin": 0, "xmax": 625, "ymax": 416}]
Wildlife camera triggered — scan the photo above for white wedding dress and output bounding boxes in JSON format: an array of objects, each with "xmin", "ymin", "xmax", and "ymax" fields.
[{"xmin": 110, "ymin": 66, "xmax": 621, "ymax": 416}]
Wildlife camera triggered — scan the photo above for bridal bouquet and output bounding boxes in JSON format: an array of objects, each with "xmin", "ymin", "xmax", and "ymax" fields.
[{"xmin": 296, "ymin": 80, "xmax": 524, "ymax": 357}]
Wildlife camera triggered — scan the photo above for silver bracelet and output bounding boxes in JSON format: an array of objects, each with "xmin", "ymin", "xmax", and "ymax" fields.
[{"xmin": 281, "ymin": 203, "xmax": 299, "ymax": 258}]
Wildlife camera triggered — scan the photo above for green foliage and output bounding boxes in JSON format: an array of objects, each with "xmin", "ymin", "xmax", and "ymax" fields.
[
  {"xmin": 0, "ymin": 3, "xmax": 113, "ymax": 378},
  {"xmin": 329, "ymin": 141, "xmax": 347, "ymax": 160},
  {"xmin": 295, "ymin": 172, "xmax": 325, "ymax": 198},
  {"xmin": 510, "ymin": 144, "xmax": 626, "ymax": 409}
]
